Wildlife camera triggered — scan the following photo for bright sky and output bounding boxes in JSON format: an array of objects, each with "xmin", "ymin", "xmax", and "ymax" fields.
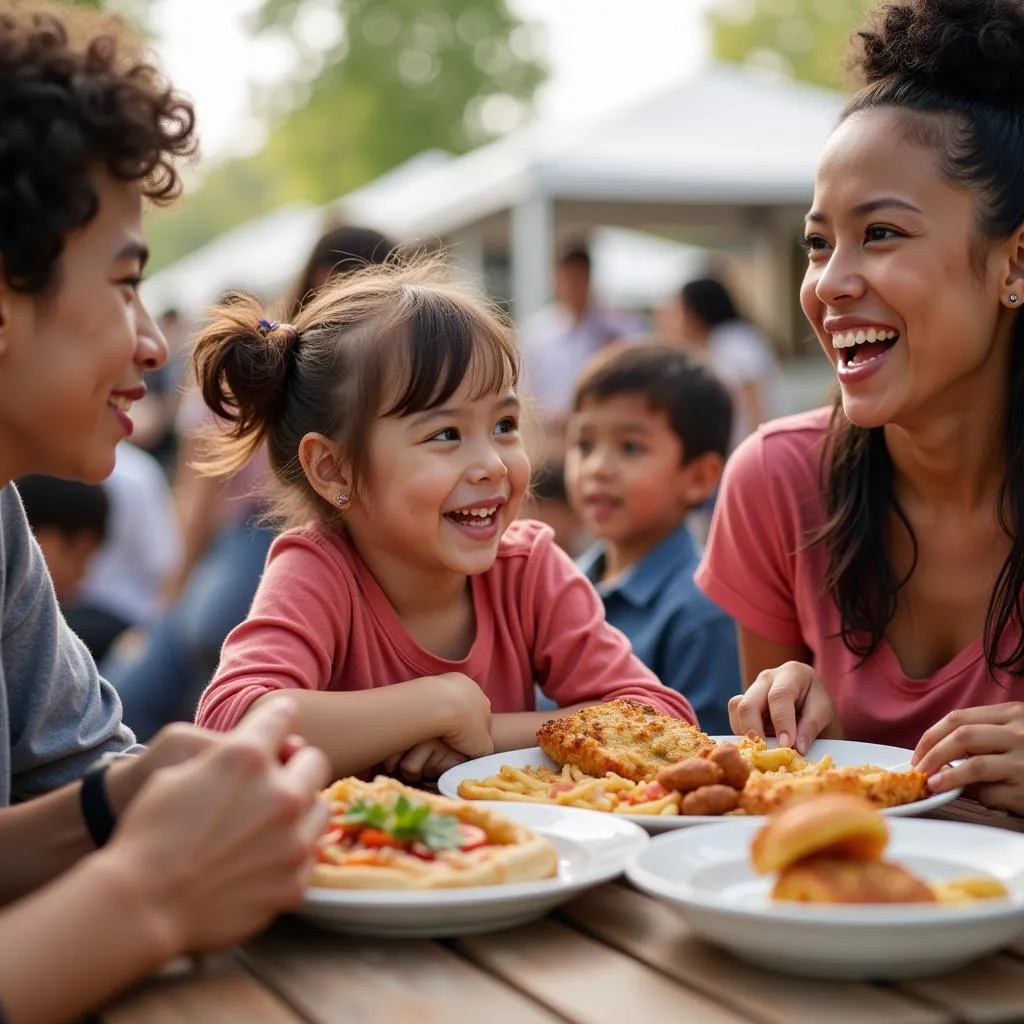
[{"xmin": 151, "ymin": 0, "xmax": 718, "ymax": 165}]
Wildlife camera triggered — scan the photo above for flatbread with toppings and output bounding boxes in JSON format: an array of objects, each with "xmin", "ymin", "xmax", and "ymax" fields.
[{"xmin": 312, "ymin": 777, "xmax": 559, "ymax": 890}]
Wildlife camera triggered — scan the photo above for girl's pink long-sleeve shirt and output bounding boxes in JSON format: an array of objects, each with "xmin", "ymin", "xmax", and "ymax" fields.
[{"xmin": 196, "ymin": 519, "xmax": 696, "ymax": 730}]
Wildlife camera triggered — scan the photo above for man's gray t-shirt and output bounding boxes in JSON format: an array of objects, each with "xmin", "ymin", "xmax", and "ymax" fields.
[{"xmin": 1, "ymin": 483, "xmax": 138, "ymax": 804}]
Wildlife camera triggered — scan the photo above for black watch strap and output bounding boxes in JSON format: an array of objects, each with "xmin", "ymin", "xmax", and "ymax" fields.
[{"xmin": 80, "ymin": 760, "xmax": 117, "ymax": 848}]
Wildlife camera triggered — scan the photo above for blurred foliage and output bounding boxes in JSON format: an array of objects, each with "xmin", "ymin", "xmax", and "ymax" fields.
[
  {"xmin": 145, "ymin": 0, "xmax": 547, "ymax": 272},
  {"xmin": 708, "ymin": 0, "xmax": 871, "ymax": 90}
]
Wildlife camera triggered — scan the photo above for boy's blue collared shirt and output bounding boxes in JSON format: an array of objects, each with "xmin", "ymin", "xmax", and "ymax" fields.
[{"xmin": 576, "ymin": 523, "xmax": 739, "ymax": 734}]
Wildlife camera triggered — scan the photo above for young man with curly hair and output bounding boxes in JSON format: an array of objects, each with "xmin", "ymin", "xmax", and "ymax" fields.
[{"xmin": 0, "ymin": 7, "xmax": 331, "ymax": 1020}]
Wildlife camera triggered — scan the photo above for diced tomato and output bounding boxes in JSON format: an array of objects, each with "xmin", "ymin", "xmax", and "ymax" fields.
[
  {"xmin": 644, "ymin": 782, "xmax": 668, "ymax": 801},
  {"xmin": 359, "ymin": 828, "xmax": 406, "ymax": 849},
  {"xmin": 548, "ymin": 782, "xmax": 574, "ymax": 798},
  {"xmin": 458, "ymin": 824, "xmax": 488, "ymax": 851},
  {"xmin": 410, "ymin": 842, "xmax": 436, "ymax": 861}
]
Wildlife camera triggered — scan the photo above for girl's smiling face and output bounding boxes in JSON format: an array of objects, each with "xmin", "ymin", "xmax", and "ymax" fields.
[
  {"xmin": 800, "ymin": 107, "xmax": 1021, "ymax": 431},
  {"xmin": 344, "ymin": 370, "xmax": 530, "ymax": 583}
]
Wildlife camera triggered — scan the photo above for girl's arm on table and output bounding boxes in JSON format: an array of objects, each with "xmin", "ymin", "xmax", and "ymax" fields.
[{"xmin": 249, "ymin": 674, "xmax": 493, "ymax": 780}]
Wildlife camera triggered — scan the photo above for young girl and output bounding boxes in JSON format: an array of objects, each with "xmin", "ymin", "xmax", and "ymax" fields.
[
  {"xmin": 193, "ymin": 261, "xmax": 695, "ymax": 780},
  {"xmin": 697, "ymin": 0, "xmax": 1024, "ymax": 813}
]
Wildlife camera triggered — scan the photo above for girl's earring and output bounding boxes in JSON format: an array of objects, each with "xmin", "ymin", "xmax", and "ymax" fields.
[
  {"xmin": 1010, "ymin": 294, "xmax": 1020, "ymax": 304},
  {"xmin": 336, "ymin": 494, "xmax": 350, "ymax": 507}
]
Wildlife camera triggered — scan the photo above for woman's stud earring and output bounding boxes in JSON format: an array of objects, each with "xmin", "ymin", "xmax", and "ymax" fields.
[
  {"xmin": 336, "ymin": 493, "xmax": 350, "ymax": 506},
  {"xmin": 1011, "ymin": 294, "xmax": 1020, "ymax": 304}
]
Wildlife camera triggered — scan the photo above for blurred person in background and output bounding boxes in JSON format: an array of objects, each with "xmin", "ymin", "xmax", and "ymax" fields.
[
  {"xmin": 517, "ymin": 460, "xmax": 587, "ymax": 557},
  {"xmin": 658, "ymin": 276, "xmax": 779, "ymax": 451},
  {"xmin": 69, "ymin": 440, "xmax": 181, "ymax": 663},
  {"xmin": 106, "ymin": 224, "xmax": 398, "ymax": 741},
  {"xmin": 520, "ymin": 243, "xmax": 642, "ymax": 450},
  {"xmin": 125, "ymin": 306, "xmax": 188, "ymax": 472},
  {"xmin": 563, "ymin": 343, "xmax": 740, "ymax": 732},
  {"xmin": 17, "ymin": 476, "xmax": 109, "ymax": 609}
]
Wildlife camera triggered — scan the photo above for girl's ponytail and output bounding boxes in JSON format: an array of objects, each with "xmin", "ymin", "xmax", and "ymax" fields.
[{"xmin": 191, "ymin": 294, "xmax": 299, "ymax": 474}]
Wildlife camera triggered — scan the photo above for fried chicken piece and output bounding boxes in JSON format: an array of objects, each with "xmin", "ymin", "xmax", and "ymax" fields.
[
  {"xmin": 704, "ymin": 744, "xmax": 751, "ymax": 790},
  {"xmin": 681, "ymin": 784, "xmax": 740, "ymax": 816},
  {"xmin": 740, "ymin": 767, "xmax": 930, "ymax": 815},
  {"xmin": 858, "ymin": 768, "xmax": 929, "ymax": 808},
  {"xmin": 772, "ymin": 856, "xmax": 936, "ymax": 904},
  {"xmin": 739, "ymin": 769, "xmax": 866, "ymax": 815},
  {"xmin": 657, "ymin": 757, "xmax": 722, "ymax": 794},
  {"xmin": 536, "ymin": 700, "xmax": 715, "ymax": 783}
]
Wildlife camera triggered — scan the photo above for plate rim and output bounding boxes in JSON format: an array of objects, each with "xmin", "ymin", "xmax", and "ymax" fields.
[{"xmin": 437, "ymin": 740, "xmax": 964, "ymax": 824}]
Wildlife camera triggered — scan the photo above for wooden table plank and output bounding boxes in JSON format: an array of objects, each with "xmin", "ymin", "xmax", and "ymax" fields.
[
  {"xmin": 101, "ymin": 954, "xmax": 304, "ymax": 1024},
  {"xmin": 927, "ymin": 798, "xmax": 1024, "ymax": 833},
  {"xmin": 242, "ymin": 918, "xmax": 561, "ymax": 1024},
  {"xmin": 559, "ymin": 885, "xmax": 949, "ymax": 1024},
  {"xmin": 458, "ymin": 918, "xmax": 753, "ymax": 1024},
  {"xmin": 898, "ymin": 956, "xmax": 1024, "ymax": 1024}
]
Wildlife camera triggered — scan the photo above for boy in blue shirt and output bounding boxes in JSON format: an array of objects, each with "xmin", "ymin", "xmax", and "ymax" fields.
[{"xmin": 564, "ymin": 342, "xmax": 740, "ymax": 733}]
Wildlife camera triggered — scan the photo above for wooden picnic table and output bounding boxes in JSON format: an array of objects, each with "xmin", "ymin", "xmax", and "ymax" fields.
[{"xmin": 100, "ymin": 797, "xmax": 1024, "ymax": 1024}]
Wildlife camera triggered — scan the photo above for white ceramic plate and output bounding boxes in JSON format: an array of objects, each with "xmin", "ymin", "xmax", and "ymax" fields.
[
  {"xmin": 625, "ymin": 818, "xmax": 1024, "ymax": 980},
  {"xmin": 437, "ymin": 738, "xmax": 962, "ymax": 834},
  {"xmin": 296, "ymin": 802, "xmax": 648, "ymax": 938}
]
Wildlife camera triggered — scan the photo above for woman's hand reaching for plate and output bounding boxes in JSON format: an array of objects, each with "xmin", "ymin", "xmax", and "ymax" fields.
[
  {"xmin": 912, "ymin": 702, "xmax": 1024, "ymax": 814},
  {"xmin": 729, "ymin": 661, "xmax": 843, "ymax": 754}
]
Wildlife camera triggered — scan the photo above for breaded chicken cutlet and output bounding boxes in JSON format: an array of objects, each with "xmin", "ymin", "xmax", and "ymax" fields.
[
  {"xmin": 537, "ymin": 700, "xmax": 715, "ymax": 783},
  {"xmin": 739, "ymin": 767, "xmax": 929, "ymax": 815}
]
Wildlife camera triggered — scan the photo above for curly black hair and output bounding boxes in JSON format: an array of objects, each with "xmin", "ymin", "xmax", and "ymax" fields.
[
  {"xmin": 814, "ymin": 0, "xmax": 1024, "ymax": 677},
  {"xmin": 0, "ymin": 3, "xmax": 196, "ymax": 294}
]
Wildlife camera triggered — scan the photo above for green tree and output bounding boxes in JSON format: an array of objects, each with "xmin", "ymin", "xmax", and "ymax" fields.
[
  {"xmin": 708, "ymin": 0, "xmax": 870, "ymax": 90},
  {"xmin": 146, "ymin": 0, "xmax": 546, "ymax": 271}
]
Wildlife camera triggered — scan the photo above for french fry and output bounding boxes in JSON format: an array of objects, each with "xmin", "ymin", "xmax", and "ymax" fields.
[{"xmin": 750, "ymin": 747, "xmax": 796, "ymax": 771}]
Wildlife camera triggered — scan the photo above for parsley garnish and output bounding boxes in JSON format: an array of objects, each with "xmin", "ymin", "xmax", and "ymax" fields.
[{"xmin": 342, "ymin": 794, "xmax": 467, "ymax": 851}]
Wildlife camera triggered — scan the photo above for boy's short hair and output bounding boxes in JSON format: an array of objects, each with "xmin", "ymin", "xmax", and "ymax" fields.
[
  {"xmin": 17, "ymin": 476, "xmax": 109, "ymax": 542},
  {"xmin": 572, "ymin": 342, "xmax": 733, "ymax": 461}
]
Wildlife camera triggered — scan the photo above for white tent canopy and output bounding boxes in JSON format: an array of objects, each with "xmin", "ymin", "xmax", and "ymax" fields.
[
  {"xmin": 343, "ymin": 61, "xmax": 844, "ymax": 245},
  {"xmin": 144, "ymin": 62, "xmax": 844, "ymax": 331}
]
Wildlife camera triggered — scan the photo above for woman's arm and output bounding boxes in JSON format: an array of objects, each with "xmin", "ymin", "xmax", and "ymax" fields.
[{"xmin": 737, "ymin": 626, "xmax": 810, "ymax": 689}]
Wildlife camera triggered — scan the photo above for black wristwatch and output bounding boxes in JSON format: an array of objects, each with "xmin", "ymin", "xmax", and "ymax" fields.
[{"xmin": 80, "ymin": 752, "xmax": 120, "ymax": 848}]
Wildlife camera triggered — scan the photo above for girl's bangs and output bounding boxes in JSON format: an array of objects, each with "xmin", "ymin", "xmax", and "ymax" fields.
[{"xmin": 379, "ymin": 293, "xmax": 519, "ymax": 418}]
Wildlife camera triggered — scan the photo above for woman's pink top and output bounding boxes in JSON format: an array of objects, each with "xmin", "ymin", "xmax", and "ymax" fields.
[{"xmin": 695, "ymin": 408, "xmax": 1024, "ymax": 748}]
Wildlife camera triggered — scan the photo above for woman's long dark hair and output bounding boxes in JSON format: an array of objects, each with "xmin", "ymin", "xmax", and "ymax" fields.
[{"xmin": 815, "ymin": 0, "xmax": 1024, "ymax": 675}]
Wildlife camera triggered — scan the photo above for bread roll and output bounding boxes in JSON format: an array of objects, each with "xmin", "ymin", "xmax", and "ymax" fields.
[{"xmin": 751, "ymin": 793, "xmax": 889, "ymax": 875}]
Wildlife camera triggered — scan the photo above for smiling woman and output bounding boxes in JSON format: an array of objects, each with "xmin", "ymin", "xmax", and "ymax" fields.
[{"xmin": 695, "ymin": 0, "xmax": 1024, "ymax": 815}]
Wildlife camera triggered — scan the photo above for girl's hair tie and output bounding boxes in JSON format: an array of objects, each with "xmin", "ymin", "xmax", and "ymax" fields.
[{"xmin": 257, "ymin": 318, "xmax": 299, "ymax": 347}]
